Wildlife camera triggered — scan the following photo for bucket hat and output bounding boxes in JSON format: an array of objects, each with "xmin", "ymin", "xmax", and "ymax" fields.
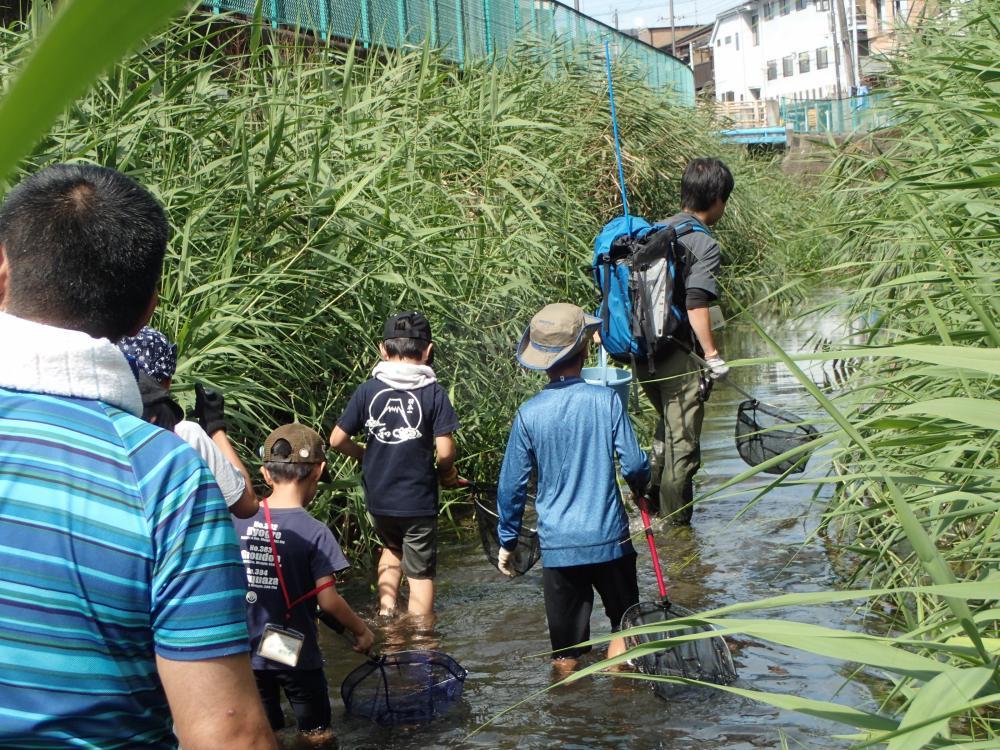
[{"xmin": 516, "ymin": 303, "xmax": 600, "ymax": 371}]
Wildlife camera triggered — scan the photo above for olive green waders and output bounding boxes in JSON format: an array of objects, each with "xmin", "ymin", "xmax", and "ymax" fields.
[{"xmin": 636, "ymin": 346, "xmax": 704, "ymax": 525}]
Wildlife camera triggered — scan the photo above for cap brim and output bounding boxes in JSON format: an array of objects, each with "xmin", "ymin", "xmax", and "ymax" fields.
[{"xmin": 515, "ymin": 315, "xmax": 601, "ymax": 371}]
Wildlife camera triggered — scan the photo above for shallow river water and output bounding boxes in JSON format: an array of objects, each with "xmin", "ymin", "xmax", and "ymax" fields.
[{"xmin": 308, "ymin": 311, "xmax": 878, "ymax": 749}]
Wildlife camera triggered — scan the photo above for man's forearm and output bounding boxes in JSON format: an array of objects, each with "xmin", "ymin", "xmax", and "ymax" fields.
[{"xmin": 687, "ymin": 306, "xmax": 719, "ymax": 357}]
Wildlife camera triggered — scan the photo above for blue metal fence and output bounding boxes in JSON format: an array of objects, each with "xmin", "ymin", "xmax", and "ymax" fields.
[{"xmin": 205, "ymin": 0, "xmax": 694, "ymax": 104}]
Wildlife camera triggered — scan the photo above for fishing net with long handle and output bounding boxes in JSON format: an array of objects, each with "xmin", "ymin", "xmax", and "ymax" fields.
[
  {"xmin": 466, "ymin": 482, "xmax": 542, "ymax": 577},
  {"xmin": 317, "ymin": 611, "xmax": 468, "ymax": 725},
  {"xmin": 676, "ymin": 339, "xmax": 821, "ymax": 475},
  {"xmin": 620, "ymin": 497, "xmax": 737, "ymax": 699},
  {"xmin": 735, "ymin": 399, "xmax": 819, "ymax": 475}
]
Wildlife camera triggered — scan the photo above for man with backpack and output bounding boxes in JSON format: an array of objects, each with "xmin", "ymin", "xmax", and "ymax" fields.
[
  {"xmin": 592, "ymin": 157, "xmax": 733, "ymax": 525},
  {"xmin": 641, "ymin": 157, "xmax": 733, "ymax": 524}
]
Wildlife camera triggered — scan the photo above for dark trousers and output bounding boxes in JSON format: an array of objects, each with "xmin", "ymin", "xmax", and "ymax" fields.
[
  {"xmin": 254, "ymin": 667, "xmax": 331, "ymax": 732},
  {"xmin": 542, "ymin": 553, "xmax": 639, "ymax": 659}
]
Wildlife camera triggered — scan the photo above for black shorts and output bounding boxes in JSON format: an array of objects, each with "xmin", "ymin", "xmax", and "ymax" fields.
[
  {"xmin": 254, "ymin": 668, "xmax": 331, "ymax": 732},
  {"xmin": 542, "ymin": 553, "xmax": 639, "ymax": 659},
  {"xmin": 373, "ymin": 514, "xmax": 437, "ymax": 579}
]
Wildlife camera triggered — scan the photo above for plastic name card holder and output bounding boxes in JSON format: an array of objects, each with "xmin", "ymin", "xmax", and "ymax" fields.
[{"xmin": 258, "ymin": 624, "xmax": 305, "ymax": 667}]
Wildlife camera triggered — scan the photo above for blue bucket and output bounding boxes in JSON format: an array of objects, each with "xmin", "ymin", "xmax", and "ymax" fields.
[{"xmin": 581, "ymin": 365, "xmax": 632, "ymax": 412}]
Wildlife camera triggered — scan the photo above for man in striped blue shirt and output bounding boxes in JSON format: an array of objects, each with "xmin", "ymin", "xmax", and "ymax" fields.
[{"xmin": 0, "ymin": 165, "xmax": 275, "ymax": 749}]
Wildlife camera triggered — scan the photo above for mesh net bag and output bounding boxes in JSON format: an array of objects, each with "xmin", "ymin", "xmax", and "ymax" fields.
[
  {"xmin": 341, "ymin": 650, "xmax": 467, "ymax": 725},
  {"xmin": 735, "ymin": 399, "xmax": 820, "ymax": 475},
  {"xmin": 473, "ymin": 490, "xmax": 541, "ymax": 576},
  {"xmin": 621, "ymin": 601, "xmax": 737, "ymax": 699}
]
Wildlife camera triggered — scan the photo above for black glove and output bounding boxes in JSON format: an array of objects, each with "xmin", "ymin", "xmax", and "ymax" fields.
[
  {"xmin": 631, "ymin": 481, "xmax": 660, "ymax": 516},
  {"xmin": 194, "ymin": 383, "xmax": 227, "ymax": 436}
]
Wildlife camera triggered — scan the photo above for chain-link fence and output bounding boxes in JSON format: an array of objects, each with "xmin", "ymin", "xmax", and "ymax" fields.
[{"xmin": 205, "ymin": 0, "xmax": 694, "ymax": 104}]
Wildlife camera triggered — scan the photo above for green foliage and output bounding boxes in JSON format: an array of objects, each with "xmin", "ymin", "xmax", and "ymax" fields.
[
  {"xmin": 0, "ymin": 12, "xmax": 801, "ymax": 555},
  {"xmin": 600, "ymin": 1, "xmax": 999, "ymax": 746}
]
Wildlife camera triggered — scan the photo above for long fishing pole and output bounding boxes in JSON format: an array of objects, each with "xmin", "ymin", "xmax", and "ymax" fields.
[{"xmin": 603, "ymin": 41, "xmax": 630, "ymax": 235}]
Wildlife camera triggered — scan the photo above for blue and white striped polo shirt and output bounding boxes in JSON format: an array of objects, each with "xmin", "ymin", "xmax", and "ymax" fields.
[{"xmin": 0, "ymin": 387, "xmax": 250, "ymax": 748}]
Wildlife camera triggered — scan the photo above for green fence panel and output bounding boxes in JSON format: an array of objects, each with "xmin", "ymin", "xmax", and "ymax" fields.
[
  {"xmin": 780, "ymin": 92, "xmax": 891, "ymax": 134},
  {"xmin": 205, "ymin": 0, "xmax": 694, "ymax": 103}
]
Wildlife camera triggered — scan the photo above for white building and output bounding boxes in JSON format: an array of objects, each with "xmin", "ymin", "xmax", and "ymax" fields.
[{"xmin": 710, "ymin": 0, "xmax": 858, "ymax": 104}]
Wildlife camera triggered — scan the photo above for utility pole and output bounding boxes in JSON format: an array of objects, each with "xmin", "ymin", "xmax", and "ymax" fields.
[
  {"xmin": 835, "ymin": 0, "xmax": 857, "ymax": 91},
  {"xmin": 613, "ymin": 8, "xmax": 619, "ymax": 29},
  {"xmin": 829, "ymin": 0, "xmax": 843, "ymax": 99},
  {"xmin": 669, "ymin": 0, "xmax": 676, "ymax": 56}
]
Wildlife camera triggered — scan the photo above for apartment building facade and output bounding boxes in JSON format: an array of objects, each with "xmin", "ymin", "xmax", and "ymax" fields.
[{"xmin": 710, "ymin": 0, "xmax": 862, "ymax": 104}]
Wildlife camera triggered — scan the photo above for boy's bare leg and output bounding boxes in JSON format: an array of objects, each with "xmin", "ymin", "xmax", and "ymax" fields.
[
  {"xmin": 607, "ymin": 635, "xmax": 627, "ymax": 660},
  {"xmin": 406, "ymin": 578, "xmax": 434, "ymax": 616},
  {"xmin": 377, "ymin": 548, "xmax": 403, "ymax": 616}
]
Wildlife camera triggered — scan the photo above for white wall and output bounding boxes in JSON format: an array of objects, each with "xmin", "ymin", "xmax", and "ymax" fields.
[
  {"xmin": 712, "ymin": 11, "xmax": 762, "ymax": 102},
  {"xmin": 712, "ymin": 0, "xmax": 848, "ymax": 102},
  {"xmin": 759, "ymin": 0, "xmax": 841, "ymax": 99}
]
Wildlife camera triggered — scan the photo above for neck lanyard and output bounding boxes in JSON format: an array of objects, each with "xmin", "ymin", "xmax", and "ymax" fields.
[{"xmin": 261, "ymin": 499, "xmax": 334, "ymax": 620}]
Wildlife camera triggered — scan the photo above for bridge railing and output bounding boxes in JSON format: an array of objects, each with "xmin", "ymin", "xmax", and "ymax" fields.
[{"xmin": 205, "ymin": 0, "xmax": 694, "ymax": 104}]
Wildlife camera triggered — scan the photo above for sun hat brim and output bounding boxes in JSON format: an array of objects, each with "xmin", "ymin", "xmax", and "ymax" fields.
[{"xmin": 515, "ymin": 312, "xmax": 600, "ymax": 371}]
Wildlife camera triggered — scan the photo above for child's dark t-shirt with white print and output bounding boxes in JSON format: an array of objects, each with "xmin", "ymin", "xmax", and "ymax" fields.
[
  {"xmin": 233, "ymin": 507, "xmax": 349, "ymax": 671},
  {"xmin": 337, "ymin": 378, "xmax": 459, "ymax": 517}
]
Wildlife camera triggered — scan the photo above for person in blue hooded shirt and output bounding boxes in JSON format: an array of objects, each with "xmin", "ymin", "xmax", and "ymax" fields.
[{"xmin": 496, "ymin": 302, "xmax": 650, "ymax": 672}]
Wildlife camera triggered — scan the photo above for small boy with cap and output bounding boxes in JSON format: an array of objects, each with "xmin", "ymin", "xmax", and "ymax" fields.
[
  {"xmin": 496, "ymin": 303, "xmax": 650, "ymax": 672},
  {"xmin": 330, "ymin": 311, "xmax": 460, "ymax": 617},
  {"xmin": 233, "ymin": 423, "xmax": 374, "ymax": 739}
]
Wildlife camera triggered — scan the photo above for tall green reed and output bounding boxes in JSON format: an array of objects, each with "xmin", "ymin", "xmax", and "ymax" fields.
[
  {"xmin": 588, "ymin": 2, "xmax": 998, "ymax": 746},
  {"xmin": 1, "ymin": 11, "xmax": 806, "ymax": 555}
]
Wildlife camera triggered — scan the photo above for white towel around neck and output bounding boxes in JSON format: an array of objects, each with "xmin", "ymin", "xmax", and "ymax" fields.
[{"xmin": 0, "ymin": 312, "xmax": 142, "ymax": 415}]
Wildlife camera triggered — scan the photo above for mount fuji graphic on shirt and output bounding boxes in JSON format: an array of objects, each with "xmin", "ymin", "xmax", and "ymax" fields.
[
  {"xmin": 365, "ymin": 389, "xmax": 423, "ymax": 444},
  {"xmin": 336, "ymin": 373, "xmax": 460, "ymax": 516}
]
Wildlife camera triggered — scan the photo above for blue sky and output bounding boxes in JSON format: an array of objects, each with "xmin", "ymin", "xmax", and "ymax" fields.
[{"xmin": 575, "ymin": 0, "xmax": 741, "ymax": 31}]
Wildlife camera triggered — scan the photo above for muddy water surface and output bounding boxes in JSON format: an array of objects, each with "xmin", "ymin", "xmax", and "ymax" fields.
[{"xmin": 311, "ymin": 311, "xmax": 877, "ymax": 749}]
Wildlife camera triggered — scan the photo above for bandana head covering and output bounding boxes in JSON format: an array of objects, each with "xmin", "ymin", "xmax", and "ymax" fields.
[{"xmin": 117, "ymin": 326, "xmax": 177, "ymax": 384}]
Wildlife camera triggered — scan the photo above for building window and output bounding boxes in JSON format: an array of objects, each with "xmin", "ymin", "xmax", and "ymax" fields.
[
  {"xmin": 798, "ymin": 51, "xmax": 810, "ymax": 72},
  {"xmin": 767, "ymin": 60, "xmax": 778, "ymax": 80},
  {"xmin": 816, "ymin": 46, "xmax": 829, "ymax": 69},
  {"xmin": 795, "ymin": 0, "xmax": 808, "ymax": 8},
  {"xmin": 725, "ymin": 35, "xmax": 731, "ymax": 44},
  {"xmin": 735, "ymin": 32, "xmax": 740, "ymax": 50},
  {"xmin": 782, "ymin": 55, "xmax": 794, "ymax": 76},
  {"xmin": 763, "ymin": 1, "xmax": 774, "ymax": 20},
  {"xmin": 816, "ymin": 0, "xmax": 829, "ymax": 7},
  {"xmin": 716, "ymin": 39, "xmax": 721, "ymax": 47},
  {"xmin": 751, "ymin": 14, "xmax": 760, "ymax": 45},
  {"xmin": 780, "ymin": 0, "xmax": 791, "ymax": 15},
  {"xmin": 894, "ymin": 0, "xmax": 908, "ymax": 19},
  {"xmin": 724, "ymin": 91, "xmax": 736, "ymax": 102}
]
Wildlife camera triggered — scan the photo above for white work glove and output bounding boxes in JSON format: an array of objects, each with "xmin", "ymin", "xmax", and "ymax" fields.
[
  {"xmin": 497, "ymin": 547, "xmax": 516, "ymax": 578},
  {"xmin": 704, "ymin": 354, "xmax": 730, "ymax": 381}
]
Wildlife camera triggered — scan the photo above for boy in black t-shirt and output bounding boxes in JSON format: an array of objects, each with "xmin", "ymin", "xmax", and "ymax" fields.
[
  {"xmin": 233, "ymin": 423, "xmax": 374, "ymax": 741},
  {"xmin": 330, "ymin": 312, "xmax": 461, "ymax": 617}
]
